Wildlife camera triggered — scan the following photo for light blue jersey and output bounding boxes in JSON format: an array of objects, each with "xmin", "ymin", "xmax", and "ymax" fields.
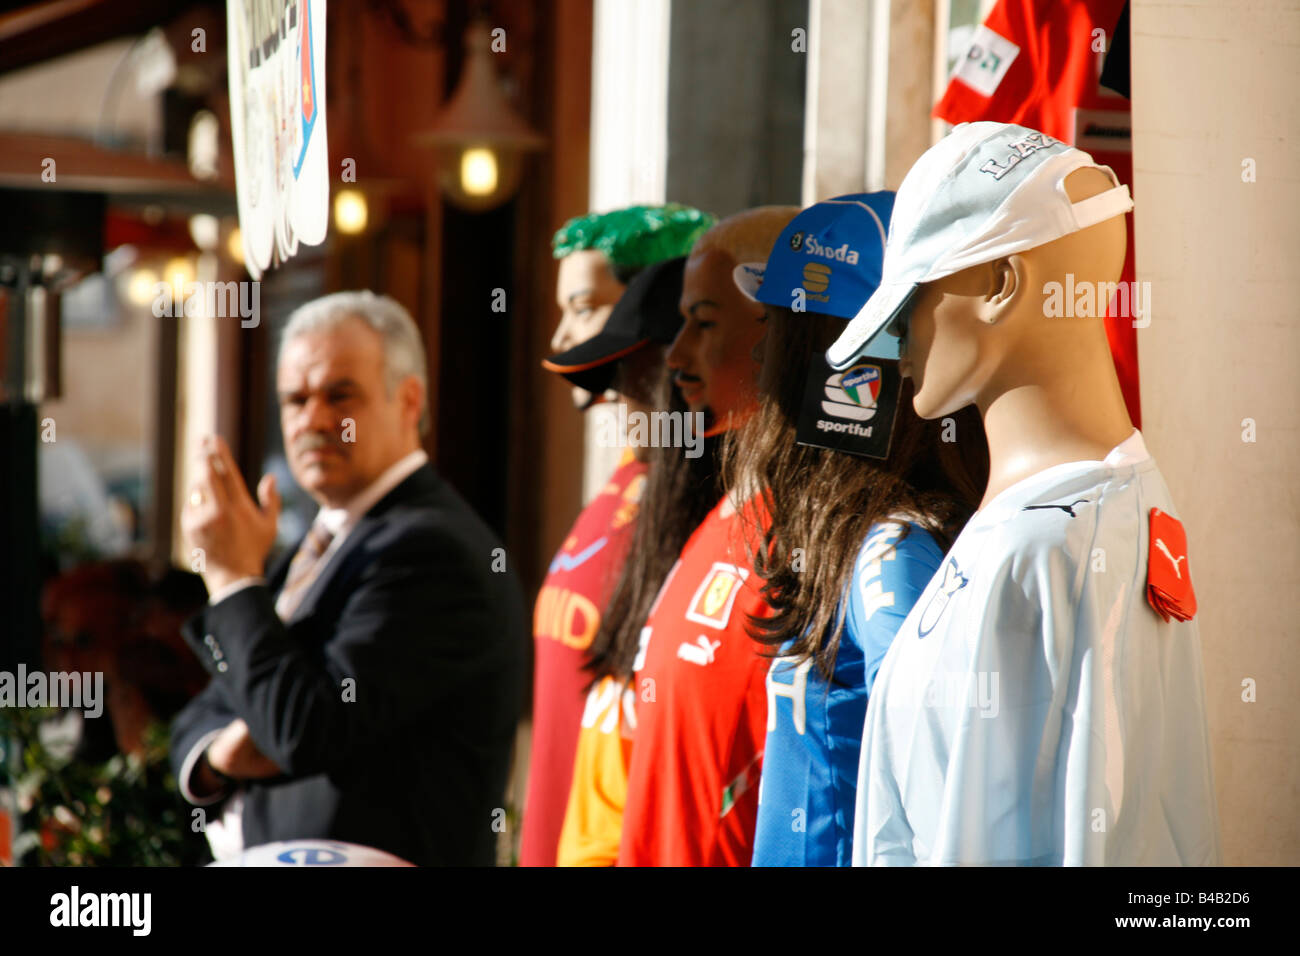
[
  {"xmin": 753, "ymin": 521, "xmax": 944, "ymax": 866},
  {"xmin": 854, "ymin": 432, "xmax": 1221, "ymax": 866}
]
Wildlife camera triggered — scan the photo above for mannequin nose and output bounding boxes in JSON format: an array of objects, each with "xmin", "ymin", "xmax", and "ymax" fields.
[
  {"xmin": 666, "ymin": 329, "xmax": 690, "ymax": 371},
  {"xmin": 550, "ymin": 321, "xmax": 572, "ymax": 354}
]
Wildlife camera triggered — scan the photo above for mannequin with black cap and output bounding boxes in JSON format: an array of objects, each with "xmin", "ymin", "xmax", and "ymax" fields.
[
  {"xmin": 829, "ymin": 122, "xmax": 1220, "ymax": 866},
  {"xmin": 520, "ymin": 204, "xmax": 709, "ymax": 867}
]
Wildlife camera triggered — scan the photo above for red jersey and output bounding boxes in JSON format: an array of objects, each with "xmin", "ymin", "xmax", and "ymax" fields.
[
  {"xmin": 617, "ymin": 495, "xmax": 772, "ymax": 866},
  {"xmin": 519, "ymin": 458, "xmax": 646, "ymax": 866},
  {"xmin": 933, "ymin": 0, "xmax": 1140, "ymax": 427}
]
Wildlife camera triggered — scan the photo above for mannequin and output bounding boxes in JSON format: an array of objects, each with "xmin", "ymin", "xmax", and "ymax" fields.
[
  {"xmin": 614, "ymin": 207, "xmax": 801, "ymax": 867},
  {"xmin": 902, "ymin": 166, "xmax": 1132, "ymax": 503},
  {"xmin": 550, "ymin": 249, "xmax": 628, "ymax": 410},
  {"xmin": 724, "ymin": 193, "xmax": 988, "ymax": 867},
  {"xmin": 520, "ymin": 205, "xmax": 711, "ymax": 867},
  {"xmin": 832, "ymin": 122, "xmax": 1219, "ymax": 867},
  {"xmin": 546, "ymin": 205, "xmax": 715, "ymax": 414},
  {"xmin": 668, "ymin": 207, "xmax": 805, "ymax": 433}
]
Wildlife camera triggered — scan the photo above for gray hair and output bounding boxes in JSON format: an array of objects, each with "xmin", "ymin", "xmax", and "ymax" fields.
[{"xmin": 280, "ymin": 290, "xmax": 430, "ymax": 436}]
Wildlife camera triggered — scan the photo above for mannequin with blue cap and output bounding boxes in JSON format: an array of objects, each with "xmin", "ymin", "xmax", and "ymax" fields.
[
  {"xmin": 833, "ymin": 123, "xmax": 1220, "ymax": 866},
  {"xmin": 726, "ymin": 193, "xmax": 987, "ymax": 866}
]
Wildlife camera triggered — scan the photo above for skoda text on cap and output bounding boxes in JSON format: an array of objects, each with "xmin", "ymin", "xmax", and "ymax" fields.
[
  {"xmin": 731, "ymin": 191, "xmax": 899, "ymax": 359},
  {"xmin": 826, "ymin": 122, "xmax": 1135, "ymax": 371}
]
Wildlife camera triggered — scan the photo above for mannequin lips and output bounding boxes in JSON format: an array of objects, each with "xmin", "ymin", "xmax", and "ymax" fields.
[{"xmin": 674, "ymin": 372, "xmax": 705, "ymax": 404}]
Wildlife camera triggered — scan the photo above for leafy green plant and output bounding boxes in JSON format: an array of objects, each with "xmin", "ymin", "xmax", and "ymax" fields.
[{"xmin": 1, "ymin": 707, "xmax": 208, "ymax": 867}]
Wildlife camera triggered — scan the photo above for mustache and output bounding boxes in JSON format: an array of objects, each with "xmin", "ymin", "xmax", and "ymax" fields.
[{"xmin": 293, "ymin": 432, "xmax": 346, "ymax": 455}]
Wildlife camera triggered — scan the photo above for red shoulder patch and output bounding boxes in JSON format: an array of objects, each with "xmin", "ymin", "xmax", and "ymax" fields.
[{"xmin": 1147, "ymin": 508, "xmax": 1197, "ymax": 622}]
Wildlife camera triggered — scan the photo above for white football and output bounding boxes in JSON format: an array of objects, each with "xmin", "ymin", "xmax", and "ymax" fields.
[{"xmin": 207, "ymin": 840, "xmax": 415, "ymax": 867}]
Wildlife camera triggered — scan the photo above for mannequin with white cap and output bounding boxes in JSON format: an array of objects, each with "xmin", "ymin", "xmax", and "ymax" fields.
[
  {"xmin": 831, "ymin": 122, "xmax": 1220, "ymax": 866},
  {"xmin": 902, "ymin": 162, "xmax": 1133, "ymax": 501}
]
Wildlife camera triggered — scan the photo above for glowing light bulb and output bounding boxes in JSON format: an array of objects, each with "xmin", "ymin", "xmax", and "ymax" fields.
[
  {"xmin": 126, "ymin": 269, "xmax": 159, "ymax": 306},
  {"xmin": 334, "ymin": 189, "xmax": 368, "ymax": 235},
  {"xmin": 227, "ymin": 227, "xmax": 245, "ymax": 264},
  {"xmin": 460, "ymin": 147, "xmax": 498, "ymax": 198},
  {"xmin": 164, "ymin": 256, "xmax": 195, "ymax": 288}
]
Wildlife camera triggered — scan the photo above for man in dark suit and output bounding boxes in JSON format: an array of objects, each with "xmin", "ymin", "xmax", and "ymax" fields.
[{"xmin": 171, "ymin": 290, "xmax": 523, "ymax": 867}]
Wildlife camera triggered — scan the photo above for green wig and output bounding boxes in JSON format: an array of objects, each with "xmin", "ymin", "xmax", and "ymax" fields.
[{"xmin": 551, "ymin": 203, "xmax": 716, "ymax": 283}]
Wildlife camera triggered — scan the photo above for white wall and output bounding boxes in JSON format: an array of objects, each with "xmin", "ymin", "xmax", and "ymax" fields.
[
  {"xmin": 0, "ymin": 38, "xmax": 162, "ymax": 147},
  {"xmin": 583, "ymin": 0, "xmax": 671, "ymax": 501},
  {"xmin": 1132, "ymin": 0, "xmax": 1300, "ymax": 864},
  {"xmin": 802, "ymin": 0, "xmax": 938, "ymax": 202}
]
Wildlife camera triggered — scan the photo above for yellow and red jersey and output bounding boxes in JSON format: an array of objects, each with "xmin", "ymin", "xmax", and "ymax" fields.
[
  {"xmin": 519, "ymin": 457, "xmax": 646, "ymax": 867},
  {"xmin": 556, "ymin": 675, "xmax": 635, "ymax": 866}
]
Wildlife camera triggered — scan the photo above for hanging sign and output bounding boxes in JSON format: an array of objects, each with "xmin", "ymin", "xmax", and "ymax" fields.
[{"xmin": 227, "ymin": 0, "xmax": 329, "ymax": 279}]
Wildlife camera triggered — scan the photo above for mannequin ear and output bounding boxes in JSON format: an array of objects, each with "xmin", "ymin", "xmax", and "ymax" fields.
[{"xmin": 984, "ymin": 256, "xmax": 1024, "ymax": 323}]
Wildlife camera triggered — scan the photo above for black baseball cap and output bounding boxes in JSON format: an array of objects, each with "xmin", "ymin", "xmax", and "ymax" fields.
[{"xmin": 542, "ymin": 256, "xmax": 686, "ymax": 395}]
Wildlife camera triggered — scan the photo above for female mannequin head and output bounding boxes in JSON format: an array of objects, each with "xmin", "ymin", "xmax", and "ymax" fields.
[{"xmin": 726, "ymin": 306, "xmax": 987, "ymax": 675}]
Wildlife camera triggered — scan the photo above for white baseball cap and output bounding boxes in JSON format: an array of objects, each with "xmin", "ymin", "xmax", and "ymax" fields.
[{"xmin": 826, "ymin": 122, "xmax": 1134, "ymax": 370}]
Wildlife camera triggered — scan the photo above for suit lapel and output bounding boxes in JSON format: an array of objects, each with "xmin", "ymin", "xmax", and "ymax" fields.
[
  {"xmin": 281, "ymin": 463, "xmax": 440, "ymax": 625},
  {"xmin": 285, "ymin": 512, "xmax": 380, "ymax": 624}
]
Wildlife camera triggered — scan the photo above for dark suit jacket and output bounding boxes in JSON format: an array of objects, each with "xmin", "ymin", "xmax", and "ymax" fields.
[{"xmin": 170, "ymin": 463, "xmax": 525, "ymax": 866}]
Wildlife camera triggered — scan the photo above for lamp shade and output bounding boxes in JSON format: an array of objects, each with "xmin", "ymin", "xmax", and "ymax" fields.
[{"xmin": 415, "ymin": 21, "xmax": 544, "ymax": 211}]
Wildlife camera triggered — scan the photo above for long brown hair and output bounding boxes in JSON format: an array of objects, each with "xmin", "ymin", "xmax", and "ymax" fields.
[
  {"xmin": 585, "ymin": 366, "xmax": 724, "ymax": 683},
  {"xmin": 723, "ymin": 307, "xmax": 988, "ymax": 680}
]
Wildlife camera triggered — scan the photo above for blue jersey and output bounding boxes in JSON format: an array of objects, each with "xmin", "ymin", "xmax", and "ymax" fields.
[{"xmin": 752, "ymin": 521, "xmax": 944, "ymax": 866}]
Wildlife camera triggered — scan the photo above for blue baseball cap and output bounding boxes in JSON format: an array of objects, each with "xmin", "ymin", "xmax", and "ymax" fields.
[{"xmin": 732, "ymin": 191, "xmax": 897, "ymax": 358}]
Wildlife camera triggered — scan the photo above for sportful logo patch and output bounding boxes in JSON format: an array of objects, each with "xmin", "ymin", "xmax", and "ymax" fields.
[
  {"xmin": 802, "ymin": 261, "xmax": 831, "ymax": 300},
  {"xmin": 978, "ymin": 131, "xmax": 1061, "ymax": 181},
  {"xmin": 822, "ymin": 364, "xmax": 881, "ymax": 422},
  {"xmin": 796, "ymin": 353, "xmax": 902, "ymax": 461}
]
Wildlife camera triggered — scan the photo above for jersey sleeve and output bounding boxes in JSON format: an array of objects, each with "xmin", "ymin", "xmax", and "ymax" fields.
[
  {"xmin": 555, "ymin": 677, "xmax": 633, "ymax": 867},
  {"xmin": 847, "ymin": 522, "xmax": 945, "ymax": 700}
]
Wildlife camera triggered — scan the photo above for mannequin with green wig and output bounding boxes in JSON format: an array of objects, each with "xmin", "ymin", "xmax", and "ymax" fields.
[
  {"xmin": 520, "ymin": 203, "xmax": 711, "ymax": 867},
  {"xmin": 543, "ymin": 204, "xmax": 714, "ymax": 410}
]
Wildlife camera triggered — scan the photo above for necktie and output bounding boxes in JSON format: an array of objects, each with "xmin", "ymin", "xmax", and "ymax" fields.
[{"xmin": 275, "ymin": 520, "xmax": 335, "ymax": 620}]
